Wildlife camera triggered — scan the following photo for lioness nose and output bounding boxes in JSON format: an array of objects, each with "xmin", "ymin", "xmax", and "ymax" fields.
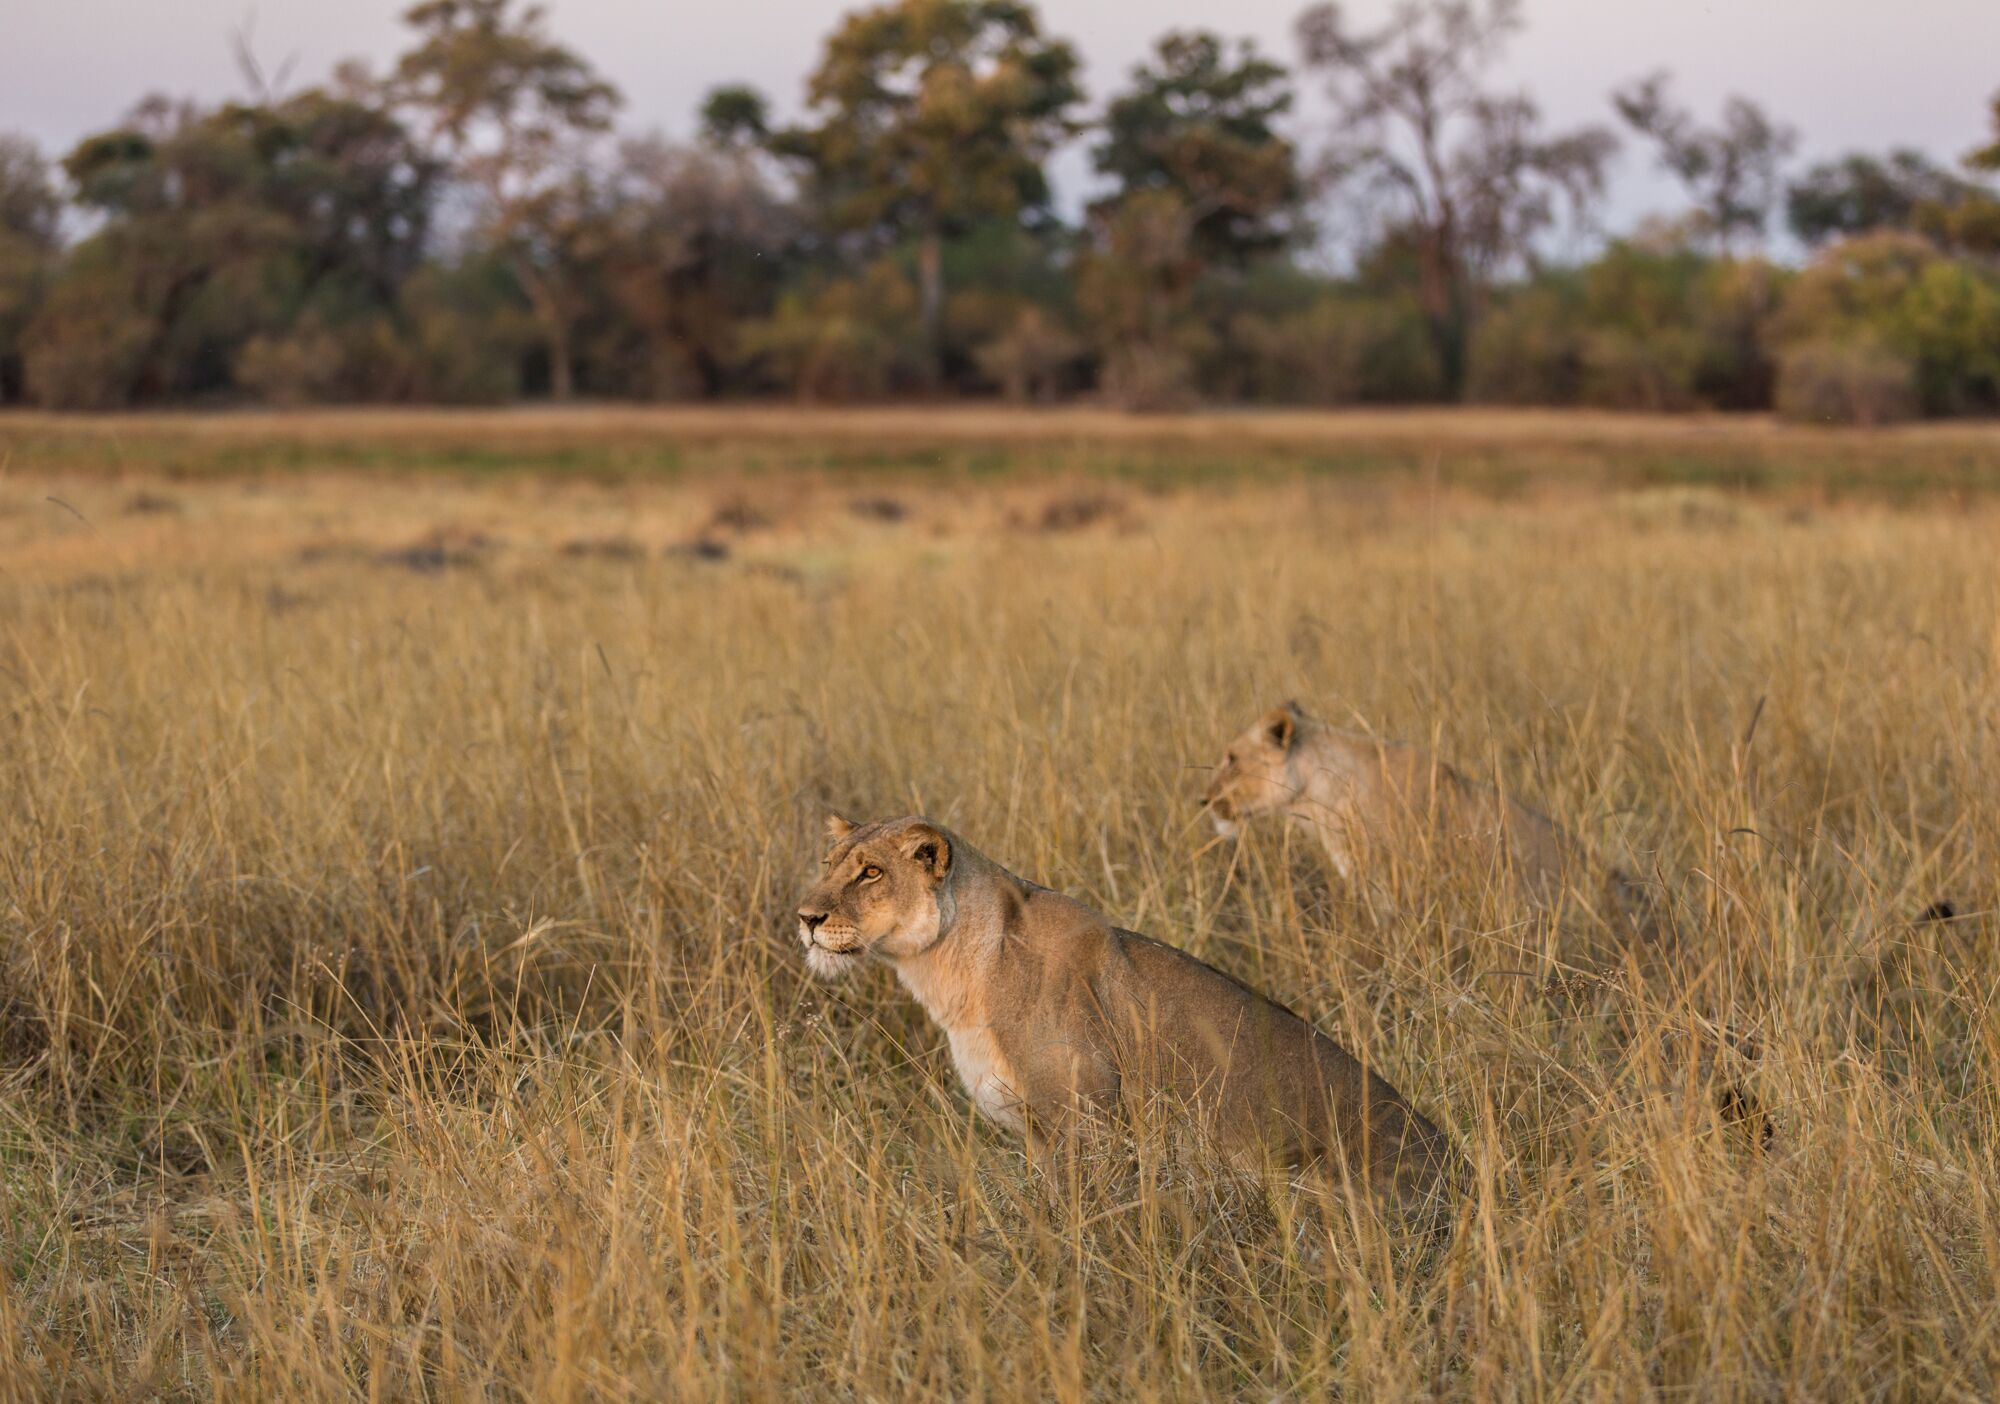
[{"xmin": 798, "ymin": 908, "xmax": 827, "ymax": 933}]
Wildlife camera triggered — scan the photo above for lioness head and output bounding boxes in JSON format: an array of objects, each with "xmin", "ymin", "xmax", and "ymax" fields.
[
  {"xmin": 794, "ymin": 814, "xmax": 955, "ymax": 979},
  {"xmin": 1202, "ymin": 703, "xmax": 1306, "ymax": 836}
]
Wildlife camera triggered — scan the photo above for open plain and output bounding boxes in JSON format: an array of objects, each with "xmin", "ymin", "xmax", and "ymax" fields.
[{"xmin": 0, "ymin": 408, "xmax": 1995, "ymax": 1400}]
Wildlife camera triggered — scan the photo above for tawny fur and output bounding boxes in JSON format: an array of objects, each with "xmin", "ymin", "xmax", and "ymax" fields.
[
  {"xmin": 795, "ymin": 814, "xmax": 1463, "ymax": 1213},
  {"xmin": 1203, "ymin": 702, "xmax": 1643, "ymax": 922}
]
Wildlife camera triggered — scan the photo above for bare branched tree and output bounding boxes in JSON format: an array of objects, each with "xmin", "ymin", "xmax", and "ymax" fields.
[
  {"xmin": 1614, "ymin": 72, "xmax": 1796, "ymax": 255},
  {"xmin": 392, "ymin": 0, "xmax": 621, "ymax": 399},
  {"xmin": 1297, "ymin": 0, "xmax": 1616, "ymax": 395},
  {"xmin": 231, "ymin": 16, "xmax": 300, "ymax": 106}
]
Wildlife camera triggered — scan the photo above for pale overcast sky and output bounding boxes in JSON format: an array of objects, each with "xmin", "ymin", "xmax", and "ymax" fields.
[{"xmin": 5, "ymin": 0, "xmax": 1998, "ymax": 241}]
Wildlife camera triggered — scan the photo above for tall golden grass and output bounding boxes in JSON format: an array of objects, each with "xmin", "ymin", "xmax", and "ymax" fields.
[{"xmin": 0, "ymin": 436, "xmax": 1994, "ymax": 1399}]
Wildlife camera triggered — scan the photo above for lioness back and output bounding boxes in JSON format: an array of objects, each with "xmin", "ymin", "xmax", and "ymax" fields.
[{"xmin": 1097, "ymin": 928, "xmax": 1463, "ymax": 1203}]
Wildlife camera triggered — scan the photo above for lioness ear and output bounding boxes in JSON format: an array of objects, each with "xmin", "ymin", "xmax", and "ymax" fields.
[
  {"xmin": 904, "ymin": 824, "xmax": 952, "ymax": 880},
  {"xmin": 1263, "ymin": 703, "xmax": 1300, "ymax": 753},
  {"xmin": 824, "ymin": 814, "xmax": 855, "ymax": 841}
]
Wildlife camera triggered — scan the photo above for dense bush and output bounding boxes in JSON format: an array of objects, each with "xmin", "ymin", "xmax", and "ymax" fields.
[
  {"xmin": 1469, "ymin": 244, "xmax": 1789, "ymax": 413},
  {"xmin": 1578, "ymin": 328, "xmax": 1707, "ymax": 411},
  {"xmin": 1773, "ymin": 337, "xmax": 1919, "ymax": 425},
  {"xmin": 1099, "ymin": 343, "xmax": 1200, "ymax": 413},
  {"xmin": 20, "ymin": 240, "xmax": 157, "ymax": 409},
  {"xmin": 1773, "ymin": 232, "xmax": 2000, "ymax": 416},
  {"xmin": 1232, "ymin": 296, "xmax": 1444, "ymax": 405},
  {"xmin": 741, "ymin": 261, "xmax": 928, "ymax": 402},
  {"xmin": 235, "ymin": 323, "xmax": 351, "ymax": 407},
  {"xmin": 1465, "ymin": 287, "xmax": 1587, "ymax": 405},
  {"xmin": 974, "ymin": 306, "xmax": 1083, "ymax": 402}
]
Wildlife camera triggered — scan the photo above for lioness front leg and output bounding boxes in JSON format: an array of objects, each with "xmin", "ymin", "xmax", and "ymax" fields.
[{"xmin": 1015, "ymin": 1047, "xmax": 1122, "ymax": 1170}]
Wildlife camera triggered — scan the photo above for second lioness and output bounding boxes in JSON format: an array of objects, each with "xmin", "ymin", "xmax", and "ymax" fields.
[
  {"xmin": 795, "ymin": 814, "xmax": 1463, "ymax": 1213},
  {"xmin": 1204, "ymin": 702, "xmax": 1642, "ymax": 920}
]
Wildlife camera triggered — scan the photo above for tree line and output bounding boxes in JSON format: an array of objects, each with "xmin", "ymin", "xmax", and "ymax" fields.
[{"xmin": 3, "ymin": 0, "xmax": 1999, "ymax": 422}]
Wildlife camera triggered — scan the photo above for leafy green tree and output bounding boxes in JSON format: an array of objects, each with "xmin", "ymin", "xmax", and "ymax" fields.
[
  {"xmin": 0, "ymin": 135, "xmax": 61, "ymax": 402},
  {"xmin": 1092, "ymin": 31, "xmax": 1302, "ymax": 266},
  {"xmin": 1614, "ymin": 72, "xmax": 1796, "ymax": 254},
  {"xmin": 699, "ymin": 86, "xmax": 771, "ymax": 151},
  {"xmin": 1787, "ymin": 150, "xmax": 1983, "ymax": 247},
  {"xmin": 1775, "ymin": 230, "xmax": 2000, "ymax": 416},
  {"xmin": 392, "ymin": 0, "xmax": 621, "ymax": 399},
  {"xmin": 1930, "ymin": 90, "xmax": 2000, "ymax": 256},
  {"xmin": 772, "ymin": 0, "xmax": 1084, "ymax": 382},
  {"xmin": 1297, "ymin": 0, "xmax": 1617, "ymax": 397},
  {"xmin": 1917, "ymin": 196, "xmax": 2000, "ymax": 257},
  {"xmin": 29, "ymin": 90, "xmax": 437, "ymax": 406},
  {"xmin": 1970, "ymin": 90, "xmax": 2000, "ymax": 174}
]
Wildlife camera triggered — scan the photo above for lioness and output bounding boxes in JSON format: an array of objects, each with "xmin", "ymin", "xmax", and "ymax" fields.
[
  {"xmin": 1204, "ymin": 702, "xmax": 1642, "ymax": 921},
  {"xmin": 795, "ymin": 814, "xmax": 1463, "ymax": 1212}
]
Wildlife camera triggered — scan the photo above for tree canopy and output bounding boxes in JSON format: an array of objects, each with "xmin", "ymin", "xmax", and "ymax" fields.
[
  {"xmin": 1093, "ymin": 31, "xmax": 1303, "ymax": 266},
  {"xmin": 1787, "ymin": 150, "xmax": 1986, "ymax": 248},
  {"xmin": 771, "ymin": 0, "xmax": 1084, "ymax": 378}
]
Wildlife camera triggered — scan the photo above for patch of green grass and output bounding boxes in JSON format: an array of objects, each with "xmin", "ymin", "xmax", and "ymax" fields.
[{"xmin": 11, "ymin": 408, "xmax": 2000, "ymax": 499}]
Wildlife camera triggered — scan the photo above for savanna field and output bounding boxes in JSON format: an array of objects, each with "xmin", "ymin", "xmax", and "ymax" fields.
[{"xmin": 0, "ymin": 408, "xmax": 1996, "ymax": 1400}]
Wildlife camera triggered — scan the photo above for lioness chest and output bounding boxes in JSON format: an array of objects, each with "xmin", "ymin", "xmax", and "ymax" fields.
[{"xmin": 946, "ymin": 1026, "xmax": 1025, "ymax": 1132}]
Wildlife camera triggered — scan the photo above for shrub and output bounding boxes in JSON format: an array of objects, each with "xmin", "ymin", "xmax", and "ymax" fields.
[
  {"xmin": 975, "ymin": 306, "xmax": 1082, "ymax": 403},
  {"xmin": 236, "ymin": 325, "xmax": 348, "ymax": 406},
  {"xmin": 1579, "ymin": 328, "xmax": 1705, "ymax": 411},
  {"xmin": 1774, "ymin": 230, "xmax": 2000, "ymax": 416},
  {"xmin": 741, "ymin": 261, "xmax": 926, "ymax": 402},
  {"xmin": 1472, "ymin": 244, "xmax": 1787, "ymax": 412},
  {"xmin": 23, "ymin": 269, "xmax": 153, "ymax": 409},
  {"xmin": 1773, "ymin": 338, "xmax": 1919, "ymax": 426},
  {"xmin": 381, "ymin": 262, "xmax": 534, "ymax": 404},
  {"xmin": 1467, "ymin": 288, "xmax": 1586, "ymax": 404},
  {"xmin": 0, "ymin": 233, "xmax": 51, "ymax": 403},
  {"xmin": 1100, "ymin": 343, "xmax": 1197, "ymax": 413},
  {"xmin": 1233, "ymin": 297, "xmax": 1443, "ymax": 405},
  {"xmin": 1692, "ymin": 257, "xmax": 1786, "ymax": 409},
  {"xmin": 1894, "ymin": 259, "xmax": 2000, "ymax": 414}
]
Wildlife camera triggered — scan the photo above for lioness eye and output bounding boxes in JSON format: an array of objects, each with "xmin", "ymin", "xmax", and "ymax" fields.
[{"xmin": 860, "ymin": 864, "xmax": 883, "ymax": 881}]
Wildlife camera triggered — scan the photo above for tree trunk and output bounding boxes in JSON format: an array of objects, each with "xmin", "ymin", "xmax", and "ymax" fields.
[
  {"xmin": 1416, "ymin": 235, "xmax": 1469, "ymax": 401},
  {"xmin": 513, "ymin": 254, "xmax": 574, "ymax": 401},
  {"xmin": 547, "ymin": 322, "xmax": 574, "ymax": 401},
  {"xmin": 1435, "ymin": 285, "xmax": 1468, "ymax": 402},
  {"xmin": 917, "ymin": 230, "xmax": 944, "ymax": 389}
]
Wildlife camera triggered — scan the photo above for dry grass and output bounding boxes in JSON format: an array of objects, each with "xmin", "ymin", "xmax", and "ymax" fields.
[{"xmin": 0, "ymin": 417, "xmax": 1996, "ymax": 1400}]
